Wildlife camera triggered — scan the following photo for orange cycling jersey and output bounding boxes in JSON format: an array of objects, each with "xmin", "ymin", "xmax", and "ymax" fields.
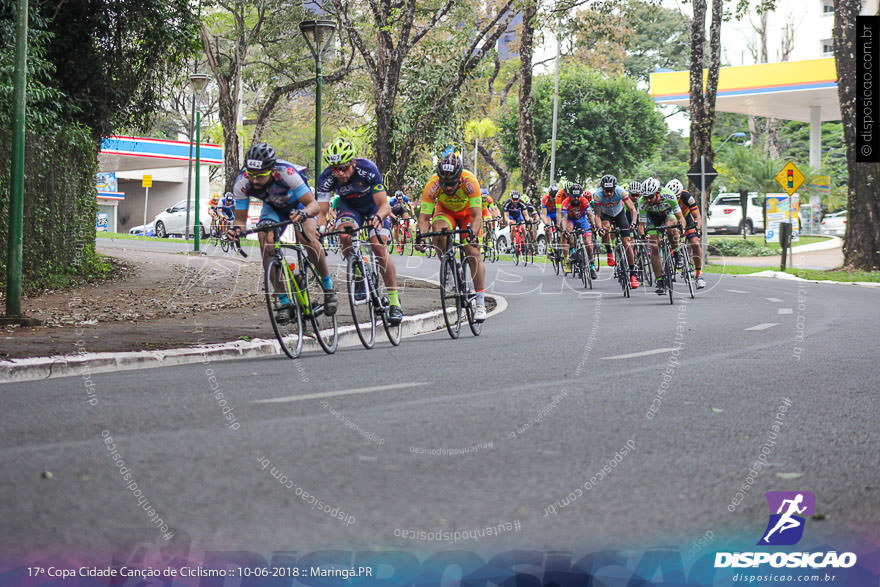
[{"xmin": 420, "ymin": 170, "xmax": 482, "ymax": 215}]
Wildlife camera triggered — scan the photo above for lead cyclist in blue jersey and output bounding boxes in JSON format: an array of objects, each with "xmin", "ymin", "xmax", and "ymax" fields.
[
  {"xmin": 316, "ymin": 137, "xmax": 403, "ymax": 325},
  {"xmin": 228, "ymin": 142, "xmax": 338, "ymax": 315},
  {"xmin": 593, "ymin": 174, "xmax": 640, "ymax": 289}
]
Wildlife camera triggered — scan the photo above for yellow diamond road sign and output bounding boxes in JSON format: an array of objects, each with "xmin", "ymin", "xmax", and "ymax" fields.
[
  {"xmin": 142, "ymin": 175, "xmax": 152, "ymax": 188},
  {"xmin": 775, "ymin": 162, "xmax": 805, "ymax": 195}
]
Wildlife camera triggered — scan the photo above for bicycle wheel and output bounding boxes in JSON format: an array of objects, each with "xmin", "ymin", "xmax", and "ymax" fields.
[
  {"xmin": 593, "ymin": 241, "xmax": 602, "ymax": 271},
  {"xmin": 371, "ymin": 263, "xmax": 402, "ymax": 346},
  {"xmin": 439, "ymin": 255, "xmax": 462, "ymax": 339},
  {"xmin": 403, "ymin": 230, "xmax": 414, "ymax": 256},
  {"xmin": 616, "ymin": 242, "xmax": 630, "ymax": 298},
  {"xmin": 578, "ymin": 244, "xmax": 590, "ymax": 289},
  {"xmin": 264, "ymin": 257, "xmax": 304, "ymax": 358},
  {"xmin": 663, "ymin": 244, "xmax": 675, "ymax": 305},
  {"xmin": 346, "ymin": 254, "xmax": 376, "ymax": 349},
  {"xmin": 513, "ymin": 236, "xmax": 520, "ymax": 265},
  {"xmin": 302, "ymin": 257, "xmax": 338, "ymax": 354},
  {"xmin": 461, "ymin": 252, "xmax": 483, "ymax": 336},
  {"xmin": 550, "ymin": 245, "xmax": 560, "ymax": 275},
  {"xmin": 219, "ymin": 234, "xmax": 230, "ymax": 253},
  {"xmin": 681, "ymin": 245, "xmax": 696, "ymax": 299}
]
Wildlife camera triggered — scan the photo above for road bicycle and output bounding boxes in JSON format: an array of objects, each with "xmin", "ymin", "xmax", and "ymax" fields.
[
  {"xmin": 566, "ymin": 229, "xmax": 592, "ymax": 290},
  {"xmin": 390, "ymin": 217, "xmax": 414, "ymax": 256},
  {"xmin": 645, "ymin": 224, "xmax": 683, "ymax": 305},
  {"xmin": 419, "ymin": 227, "xmax": 483, "ymax": 339},
  {"xmin": 606, "ymin": 227, "xmax": 633, "ymax": 298},
  {"xmin": 510, "ymin": 221, "xmax": 530, "ymax": 266},
  {"xmin": 675, "ymin": 241, "xmax": 697, "ymax": 299},
  {"xmin": 482, "ymin": 218, "xmax": 500, "ymax": 263},
  {"xmin": 233, "ymin": 219, "xmax": 338, "ymax": 358},
  {"xmin": 325, "ymin": 221, "xmax": 402, "ymax": 349},
  {"xmin": 545, "ymin": 223, "xmax": 564, "ymax": 276}
]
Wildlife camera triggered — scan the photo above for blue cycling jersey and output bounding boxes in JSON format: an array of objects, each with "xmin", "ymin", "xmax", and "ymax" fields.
[
  {"xmin": 316, "ymin": 158, "xmax": 386, "ymax": 212},
  {"xmin": 592, "ymin": 185, "xmax": 630, "ymax": 217},
  {"xmin": 231, "ymin": 159, "xmax": 311, "ymax": 212}
]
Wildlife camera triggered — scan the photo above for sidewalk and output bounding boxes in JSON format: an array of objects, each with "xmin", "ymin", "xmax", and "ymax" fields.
[
  {"xmin": 709, "ymin": 237, "xmax": 844, "ymax": 270},
  {"xmin": 0, "ymin": 245, "xmax": 446, "ymax": 361}
]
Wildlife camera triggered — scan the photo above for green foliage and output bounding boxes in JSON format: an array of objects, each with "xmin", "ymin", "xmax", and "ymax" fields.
[
  {"xmin": 622, "ymin": 0, "xmax": 691, "ymax": 82},
  {"xmin": 45, "ymin": 0, "xmax": 198, "ymax": 139},
  {"xmin": 632, "ymin": 129, "xmax": 689, "ymax": 184},
  {"xmin": 0, "ymin": 125, "xmax": 101, "ymax": 294},
  {"xmin": 499, "ymin": 66, "xmax": 665, "ymax": 181},
  {"xmin": 707, "ymin": 239, "xmax": 777, "ymax": 257},
  {"xmin": 715, "ymin": 145, "xmax": 783, "ymax": 193}
]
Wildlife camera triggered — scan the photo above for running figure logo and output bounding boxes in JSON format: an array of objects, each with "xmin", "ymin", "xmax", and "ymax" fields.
[{"xmin": 758, "ymin": 491, "xmax": 815, "ymax": 546}]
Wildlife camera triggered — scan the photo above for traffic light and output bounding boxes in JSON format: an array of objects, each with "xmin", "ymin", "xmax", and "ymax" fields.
[{"xmin": 787, "ymin": 169, "xmax": 794, "ymax": 190}]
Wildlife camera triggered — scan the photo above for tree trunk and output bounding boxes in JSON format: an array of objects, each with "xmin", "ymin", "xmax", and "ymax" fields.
[
  {"xmin": 201, "ymin": 23, "xmax": 242, "ymax": 194},
  {"xmin": 834, "ymin": 0, "xmax": 880, "ymax": 269},
  {"xmin": 518, "ymin": 0, "xmax": 539, "ymax": 200},
  {"xmin": 479, "ymin": 143, "xmax": 510, "ymax": 198},
  {"xmin": 687, "ymin": 0, "xmax": 707, "ymax": 198}
]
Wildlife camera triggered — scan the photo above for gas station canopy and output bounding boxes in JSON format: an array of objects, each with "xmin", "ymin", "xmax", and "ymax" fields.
[
  {"xmin": 650, "ymin": 58, "xmax": 840, "ymax": 168},
  {"xmin": 99, "ymin": 135, "xmax": 223, "ymax": 172},
  {"xmin": 650, "ymin": 58, "xmax": 840, "ymax": 122}
]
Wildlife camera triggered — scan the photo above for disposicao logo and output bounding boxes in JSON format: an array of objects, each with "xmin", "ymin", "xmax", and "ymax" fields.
[
  {"xmin": 759, "ymin": 491, "xmax": 814, "ymax": 546},
  {"xmin": 714, "ymin": 491, "xmax": 858, "ymax": 570}
]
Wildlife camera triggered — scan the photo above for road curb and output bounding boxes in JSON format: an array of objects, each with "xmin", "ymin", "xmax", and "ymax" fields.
[{"xmin": 0, "ymin": 295, "xmax": 507, "ymax": 384}]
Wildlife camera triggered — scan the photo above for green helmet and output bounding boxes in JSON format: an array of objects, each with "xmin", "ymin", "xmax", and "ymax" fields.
[
  {"xmin": 330, "ymin": 195, "xmax": 341, "ymax": 210},
  {"xmin": 323, "ymin": 137, "xmax": 356, "ymax": 167}
]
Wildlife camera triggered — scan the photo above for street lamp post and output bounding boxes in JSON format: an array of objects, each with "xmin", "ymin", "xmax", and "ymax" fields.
[
  {"xmin": 718, "ymin": 131, "xmax": 747, "ymax": 150},
  {"xmin": 299, "ymin": 20, "xmax": 337, "ymax": 183},
  {"xmin": 189, "ymin": 73, "xmax": 210, "ymax": 252}
]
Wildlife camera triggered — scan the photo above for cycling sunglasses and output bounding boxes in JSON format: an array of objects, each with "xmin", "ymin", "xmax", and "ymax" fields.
[
  {"xmin": 440, "ymin": 180, "xmax": 459, "ymax": 188},
  {"xmin": 331, "ymin": 161, "xmax": 354, "ymax": 173},
  {"xmin": 246, "ymin": 168, "xmax": 273, "ymax": 179}
]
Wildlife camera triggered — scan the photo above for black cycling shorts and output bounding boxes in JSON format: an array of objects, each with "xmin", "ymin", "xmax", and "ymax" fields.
[{"xmin": 600, "ymin": 209, "xmax": 631, "ymax": 237}]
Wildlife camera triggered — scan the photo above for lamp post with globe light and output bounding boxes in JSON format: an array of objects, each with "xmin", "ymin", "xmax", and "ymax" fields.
[
  {"xmin": 299, "ymin": 20, "xmax": 337, "ymax": 182},
  {"xmin": 189, "ymin": 73, "xmax": 210, "ymax": 252}
]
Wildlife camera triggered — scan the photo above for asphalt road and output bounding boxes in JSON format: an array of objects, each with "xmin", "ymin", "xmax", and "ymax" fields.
[{"xmin": 2, "ymin": 246, "xmax": 878, "ymax": 561}]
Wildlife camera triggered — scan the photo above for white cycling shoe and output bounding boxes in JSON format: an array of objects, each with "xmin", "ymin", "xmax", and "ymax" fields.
[{"xmin": 473, "ymin": 304, "xmax": 487, "ymax": 322}]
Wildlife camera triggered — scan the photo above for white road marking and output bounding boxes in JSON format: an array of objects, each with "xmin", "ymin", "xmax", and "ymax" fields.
[
  {"xmin": 766, "ymin": 297, "xmax": 784, "ymax": 302},
  {"xmin": 745, "ymin": 323, "xmax": 779, "ymax": 331},
  {"xmin": 252, "ymin": 382, "xmax": 431, "ymax": 404},
  {"xmin": 778, "ymin": 308, "xmax": 794, "ymax": 315},
  {"xmin": 601, "ymin": 348, "xmax": 678, "ymax": 360},
  {"xmin": 724, "ymin": 289, "xmax": 749, "ymax": 294}
]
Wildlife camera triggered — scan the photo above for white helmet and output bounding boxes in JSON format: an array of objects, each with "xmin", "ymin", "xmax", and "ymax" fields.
[
  {"xmin": 665, "ymin": 179, "xmax": 683, "ymax": 197},
  {"xmin": 643, "ymin": 177, "xmax": 660, "ymax": 195}
]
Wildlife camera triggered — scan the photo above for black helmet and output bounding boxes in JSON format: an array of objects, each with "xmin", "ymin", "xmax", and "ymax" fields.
[
  {"xmin": 567, "ymin": 183, "xmax": 583, "ymax": 197},
  {"xmin": 245, "ymin": 142, "xmax": 276, "ymax": 173},
  {"xmin": 436, "ymin": 153, "xmax": 463, "ymax": 182},
  {"xmin": 601, "ymin": 174, "xmax": 617, "ymax": 190}
]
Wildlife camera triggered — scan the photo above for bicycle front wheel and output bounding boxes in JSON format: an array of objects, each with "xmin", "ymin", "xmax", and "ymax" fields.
[
  {"xmin": 347, "ymin": 254, "xmax": 376, "ymax": 349},
  {"xmin": 303, "ymin": 258, "xmax": 338, "ymax": 354},
  {"xmin": 440, "ymin": 255, "xmax": 462, "ymax": 339},
  {"xmin": 371, "ymin": 264, "xmax": 402, "ymax": 346},
  {"xmin": 461, "ymin": 253, "xmax": 482, "ymax": 336},
  {"xmin": 663, "ymin": 246, "xmax": 675, "ymax": 305},
  {"xmin": 264, "ymin": 257, "xmax": 304, "ymax": 359},
  {"xmin": 682, "ymin": 246, "xmax": 696, "ymax": 299}
]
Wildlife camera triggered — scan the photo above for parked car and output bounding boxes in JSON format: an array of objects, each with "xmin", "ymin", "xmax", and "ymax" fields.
[
  {"xmin": 495, "ymin": 220, "xmax": 547, "ymax": 255},
  {"xmin": 706, "ymin": 192, "xmax": 765, "ymax": 235},
  {"xmin": 149, "ymin": 199, "xmax": 212, "ymax": 238},
  {"xmin": 820, "ymin": 211, "xmax": 847, "ymax": 236},
  {"xmin": 128, "ymin": 221, "xmax": 156, "ymax": 236}
]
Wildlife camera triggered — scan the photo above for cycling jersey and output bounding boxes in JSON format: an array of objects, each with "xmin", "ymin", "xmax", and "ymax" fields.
[
  {"xmin": 677, "ymin": 190, "xmax": 698, "ymax": 224},
  {"xmin": 592, "ymin": 185, "xmax": 630, "ymax": 217},
  {"xmin": 421, "ymin": 170, "xmax": 481, "ymax": 216},
  {"xmin": 503, "ymin": 199, "xmax": 528, "ymax": 222},
  {"xmin": 232, "ymin": 159, "xmax": 311, "ymax": 213},
  {"xmin": 561, "ymin": 196, "xmax": 594, "ymax": 221},
  {"xmin": 389, "ymin": 194, "xmax": 411, "ymax": 216},
  {"xmin": 525, "ymin": 203, "xmax": 538, "ymax": 218},
  {"xmin": 638, "ymin": 189, "xmax": 681, "ymax": 224},
  {"xmin": 316, "ymin": 158, "xmax": 386, "ymax": 212}
]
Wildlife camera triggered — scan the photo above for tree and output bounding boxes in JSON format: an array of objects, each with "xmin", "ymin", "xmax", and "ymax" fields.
[
  {"xmin": 517, "ymin": 0, "xmax": 540, "ymax": 200},
  {"xmin": 200, "ymin": 0, "xmax": 352, "ymax": 191},
  {"xmin": 44, "ymin": 0, "xmax": 198, "ymax": 141},
  {"xmin": 833, "ymin": 0, "xmax": 880, "ymax": 269},
  {"xmin": 331, "ymin": 0, "xmax": 516, "ymax": 190},
  {"xmin": 686, "ymin": 0, "xmax": 723, "ymax": 205},
  {"xmin": 499, "ymin": 66, "xmax": 665, "ymax": 181},
  {"xmin": 622, "ymin": 0, "xmax": 691, "ymax": 83}
]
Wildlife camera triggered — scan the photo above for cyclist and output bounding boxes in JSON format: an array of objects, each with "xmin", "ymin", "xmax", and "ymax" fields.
[
  {"xmin": 218, "ymin": 192, "xmax": 235, "ymax": 230},
  {"xmin": 560, "ymin": 184, "xmax": 599, "ymax": 279},
  {"xmin": 317, "ymin": 137, "xmax": 403, "ymax": 324},
  {"xmin": 666, "ymin": 178, "xmax": 706, "ymax": 289},
  {"xmin": 593, "ymin": 174, "xmax": 640, "ymax": 289},
  {"xmin": 228, "ymin": 142, "xmax": 338, "ymax": 316},
  {"xmin": 523, "ymin": 195, "xmax": 539, "ymax": 248},
  {"xmin": 503, "ymin": 191, "xmax": 531, "ymax": 248},
  {"xmin": 389, "ymin": 190, "xmax": 413, "ymax": 251},
  {"xmin": 637, "ymin": 177, "xmax": 688, "ymax": 295},
  {"xmin": 208, "ymin": 194, "xmax": 221, "ymax": 237},
  {"xmin": 541, "ymin": 185, "xmax": 560, "ymax": 235},
  {"xmin": 417, "ymin": 151, "xmax": 487, "ymax": 322}
]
